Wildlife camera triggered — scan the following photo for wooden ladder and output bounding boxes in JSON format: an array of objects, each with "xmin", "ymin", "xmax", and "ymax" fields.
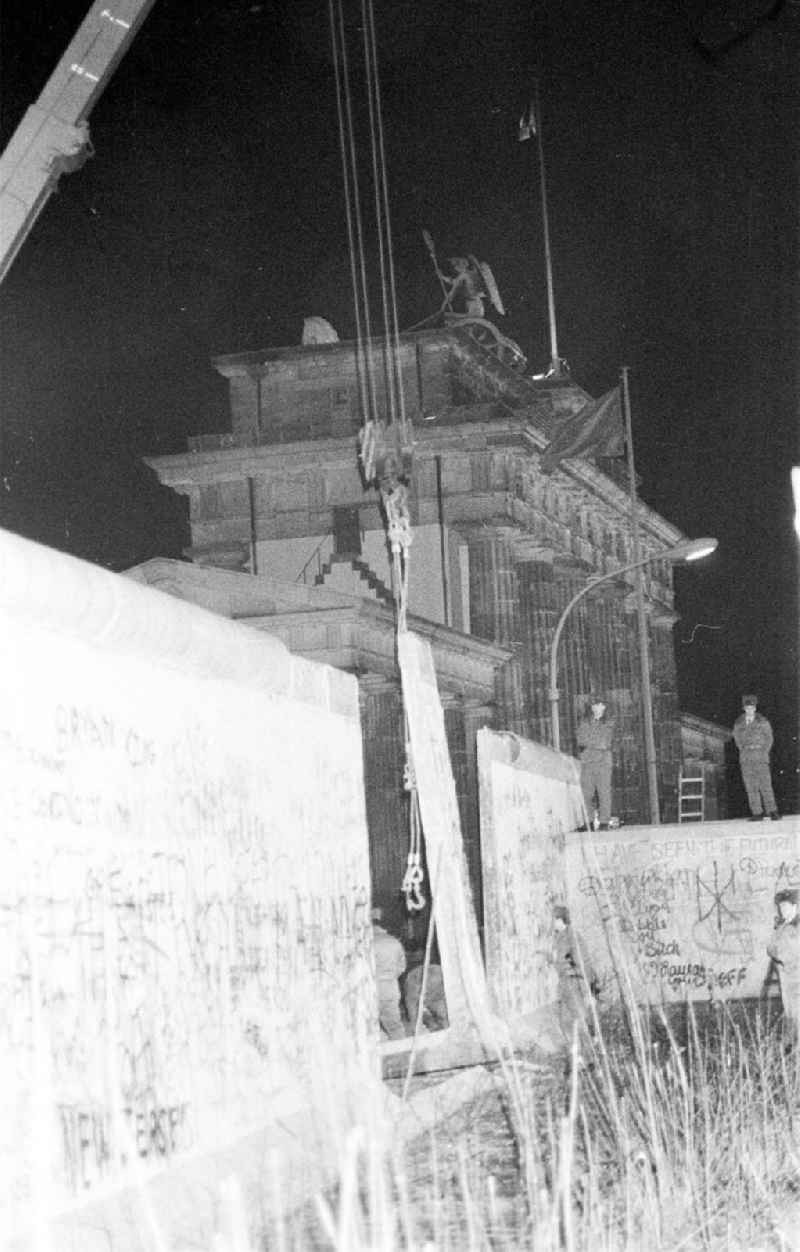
[{"xmin": 678, "ymin": 763, "xmax": 705, "ymax": 823}]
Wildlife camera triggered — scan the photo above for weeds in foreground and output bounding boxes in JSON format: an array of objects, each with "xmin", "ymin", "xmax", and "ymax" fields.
[{"xmin": 281, "ymin": 1000, "xmax": 799, "ymax": 1252}]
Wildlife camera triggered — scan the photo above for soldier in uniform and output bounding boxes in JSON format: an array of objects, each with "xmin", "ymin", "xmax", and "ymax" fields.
[
  {"xmin": 576, "ymin": 697, "xmax": 615, "ymax": 829},
  {"xmin": 732, "ymin": 694, "xmax": 779, "ymax": 821}
]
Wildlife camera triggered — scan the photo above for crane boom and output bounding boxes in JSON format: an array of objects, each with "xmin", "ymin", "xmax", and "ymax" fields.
[{"xmin": 0, "ymin": 0, "xmax": 158, "ymax": 284}]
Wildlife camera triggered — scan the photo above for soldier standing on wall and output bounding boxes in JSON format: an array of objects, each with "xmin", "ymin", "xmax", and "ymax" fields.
[
  {"xmin": 732, "ymin": 694, "xmax": 779, "ymax": 821},
  {"xmin": 576, "ymin": 697, "xmax": 615, "ymax": 830}
]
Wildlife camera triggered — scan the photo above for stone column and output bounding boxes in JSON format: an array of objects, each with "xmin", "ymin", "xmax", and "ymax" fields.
[
  {"xmin": 513, "ymin": 542, "xmax": 558, "ymax": 746},
  {"xmin": 442, "ymin": 692, "xmax": 471, "ymax": 884},
  {"xmin": 460, "ymin": 699, "xmax": 495, "ymax": 931},
  {"xmin": 650, "ymin": 610, "xmax": 682, "ymax": 823},
  {"xmin": 357, "ymin": 675, "xmax": 408, "ymax": 921},
  {"xmin": 549, "ymin": 559, "xmax": 597, "ymax": 754},
  {"xmin": 462, "ymin": 526, "xmax": 525, "ymax": 734},
  {"xmin": 619, "ymin": 594, "xmax": 661, "ymax": 825}
]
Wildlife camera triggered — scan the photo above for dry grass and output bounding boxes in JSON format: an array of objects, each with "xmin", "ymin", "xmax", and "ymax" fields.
[{"xmin": 275, "ymin": 999, "xmax": 799, "ymax": 1252}]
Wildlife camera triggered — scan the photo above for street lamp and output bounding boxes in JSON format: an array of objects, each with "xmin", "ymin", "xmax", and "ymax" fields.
[{"xmin": 547, "ymin": 537, "xmax": 718, "ymax": 773}]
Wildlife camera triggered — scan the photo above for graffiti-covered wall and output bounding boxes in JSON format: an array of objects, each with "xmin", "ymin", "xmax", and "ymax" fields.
[
  {"xmin": 0, "ymin": 530, "xmax": 376, "ymax": 1249},
  {"xmin": 566, "ymin": 822, "xmax": 800, "ymax": 1002},
  {"xmin": 478, "ymin": 729, "xmax": 581, "ymax": 1020}
]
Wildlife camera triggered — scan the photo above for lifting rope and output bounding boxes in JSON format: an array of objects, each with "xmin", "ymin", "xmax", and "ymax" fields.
[
  {"xmin": 329, "ymin": 0, "xmax": 423, "ymax": 913},
  {"xmin": 401, "ymin": 722, "xmax": 425, "ymax": 911}
]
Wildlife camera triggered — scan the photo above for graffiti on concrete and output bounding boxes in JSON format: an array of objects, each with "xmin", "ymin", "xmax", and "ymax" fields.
[
  {"xmin": 0, "ymin": 634, "xmax": 374, "ymax": 1225},
  {"xmin": 568, "ymin": 828, "xmax": 799, "ymax": 1003},
  {"xmin": 478, "ymin": 740, "xmax": 577, "ymax": 1020}
]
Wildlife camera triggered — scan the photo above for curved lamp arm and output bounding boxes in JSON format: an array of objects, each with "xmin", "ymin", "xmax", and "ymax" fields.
[{"xmin": 548, "ymin": 537, "xmax": 717, "ymax": 752}]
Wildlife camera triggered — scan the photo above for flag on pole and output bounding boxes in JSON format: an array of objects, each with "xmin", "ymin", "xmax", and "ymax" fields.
[
  {"xmin": 540, "ymin": 386, "xmax": 625, "ymax": 474},
  {"xmin": 518, "ymin": 102, "xmax": 536, "ymax": 141}
]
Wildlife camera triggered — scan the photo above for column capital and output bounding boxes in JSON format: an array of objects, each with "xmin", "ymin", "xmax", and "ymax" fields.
[
  {"xmin": 511, "ymin": 537, "xmax": 555, "ymax": 564},
  {"xmin": 357, "ymin": 671, "xmax": 399, "ymax": 697},
  {"xmin": 651, "ymin": 608, "xmax": 680, "ymax": 630},
  {"xmin": 438, "ymin": 689, "xmax": 464, "ymax": 711},
  {"xmin": 453, "ymin": 521, "xmax": 522, "ymax": 546},
  {"xmin": 623, "ymin": 591, "xmax": 658, "ymax": 616},
  {"xmin": 552, "ymin": 552, "xmax": 594, "ymax": 578},
  {"xmin": 461, "ymin": 698, "xmax": 495, "ymax": 716},
  {"xmin": 183, "ymin": 541, "xmax": 250, "ymax": 571}
]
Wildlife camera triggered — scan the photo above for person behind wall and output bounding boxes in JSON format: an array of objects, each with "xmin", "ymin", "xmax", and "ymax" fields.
[
  {"xmin": 766, "ymin": 887, "xmax": 799, "ymax": 1049},
  {"xmin": 371, "ymin": 906, "xmax": 407, "ymax": 1040},
  {"xmin": 403, "ymin": 957, "xmax": 449, "ymax": 1034},
  {"xmin": 732, "ymin": 694, "xmax": 779, "ymax": 821},
  {"xmin": 553, "ymin": 904, "xmax": 598, "ymax": 1047},
  {"xmin": 576, "ymin": 697, "xmax": 615, "ymax": 830}
]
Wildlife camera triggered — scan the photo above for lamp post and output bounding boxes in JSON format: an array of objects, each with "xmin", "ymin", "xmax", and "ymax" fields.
[{"xmin": 547, "ymin": 538, "xmax": 718, "ymax": 795}]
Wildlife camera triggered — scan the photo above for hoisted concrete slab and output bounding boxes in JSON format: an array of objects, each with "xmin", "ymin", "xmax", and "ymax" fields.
[{"xmin": 387, "ymin": 632, "xmax": 509, "ymax": 1075}]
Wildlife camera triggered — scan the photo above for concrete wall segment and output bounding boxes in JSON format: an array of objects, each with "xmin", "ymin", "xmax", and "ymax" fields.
[
  {"xmin": 0, "ymin": 528, "xmax": 379, "ymax": 1248},
  {"xmin": 125, "ymin": 554, "xmax": 511, "ymax": 688},
  {"xmin": 477, "ymin": 728, "xmax": 581, "ymax": 1027},
  {"xmin": 566, "ymin": 819, "xmax": 800, "ymax": 1003},
  {"xmin": 475, "ymin": 725, "xmax": 798, "ymax": 1016},
  {"xmin": 0, "ymin": 527, "xmax": 297, "ymax": 694}
]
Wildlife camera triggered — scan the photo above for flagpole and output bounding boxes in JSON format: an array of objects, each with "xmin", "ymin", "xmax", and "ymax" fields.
[
  {"xmin": 533, "ymin": 83, "xmax": 562, "ymax": 378},
  {"xmin": 622, "ymin": 365, "xmax": 660, "ymax": 824}
]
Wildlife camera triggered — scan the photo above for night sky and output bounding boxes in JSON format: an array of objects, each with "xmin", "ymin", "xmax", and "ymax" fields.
[{"xmin": 1, "ymin": 0, "xmax": 797, "ymax": 809}]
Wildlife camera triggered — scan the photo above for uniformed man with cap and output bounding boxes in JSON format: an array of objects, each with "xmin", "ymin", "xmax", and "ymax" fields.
[
  {"xmin": 732, "ymin": 694, "xmax": 779, "ymax": 821},
  {"xmin": 576, "ymin": 696, "xmax": 615, "ymax": 829}
]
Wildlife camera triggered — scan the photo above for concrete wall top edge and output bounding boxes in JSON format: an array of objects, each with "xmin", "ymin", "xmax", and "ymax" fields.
[
  {"xmin": 478, "ymin": 728, "xmax": 581, "ymax": 785},
  {"xmin": 0, "ymin": 528, "xmax": 359, "ymax": 712}
]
